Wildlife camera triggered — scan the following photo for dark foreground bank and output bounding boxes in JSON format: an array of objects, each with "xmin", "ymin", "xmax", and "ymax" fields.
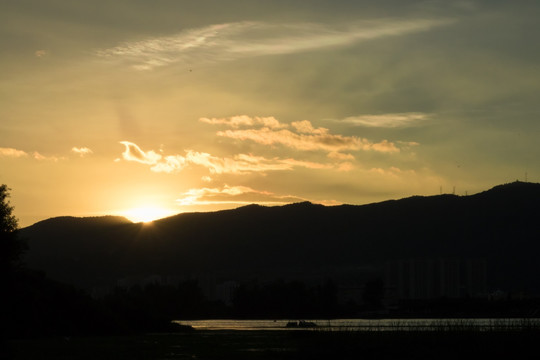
[{"xmin": 4, "ymin": 329, "xmax": 540, "ymax": 360}]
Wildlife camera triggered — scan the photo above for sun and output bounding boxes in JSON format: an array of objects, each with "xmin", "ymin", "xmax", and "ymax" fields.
[{"xmin": 122, "ymin": 206, "xmax": 177, "ymax": 223}]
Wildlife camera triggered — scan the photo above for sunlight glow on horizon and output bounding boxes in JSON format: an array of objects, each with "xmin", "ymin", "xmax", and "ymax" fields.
[
  {"xmin": 3, "ymin": 2, "xmax": 539, "ymax": 227},
  {"xmin": 121, "ymin": 206, "xmax": 178, "ymax": 223}
]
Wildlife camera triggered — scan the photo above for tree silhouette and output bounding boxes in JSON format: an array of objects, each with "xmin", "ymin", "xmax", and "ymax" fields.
[
  {"xmin": 362, "ymin": 278, "xmax": 385, "ymax": 309},
  {"xmin": 1, "ymin": 184, "xmax": 28, "ymax": 339},
  {"xmin": 0, "ymin": 184, "xmax": 26, "ymax": 274}
]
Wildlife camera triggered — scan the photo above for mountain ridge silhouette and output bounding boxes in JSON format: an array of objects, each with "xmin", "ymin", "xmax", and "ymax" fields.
[{"xmin": 20, "ymin": 181, "xmax": 540, "ymax": 295}]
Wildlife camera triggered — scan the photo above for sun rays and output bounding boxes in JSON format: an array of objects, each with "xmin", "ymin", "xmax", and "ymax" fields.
[{"xmin": 122, "ymin": 206, "xmax": 177, "ymax": 223}]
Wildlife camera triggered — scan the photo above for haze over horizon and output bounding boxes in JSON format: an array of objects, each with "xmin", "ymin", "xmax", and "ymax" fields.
[{"xmin": 1, "ymin": 1, "xmax": 539, "ymax": 227}]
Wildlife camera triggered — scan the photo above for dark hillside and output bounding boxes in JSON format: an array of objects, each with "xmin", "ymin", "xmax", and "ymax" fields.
[{"xmin": 21, "ymin": 182, "xmax": 540, "ymax": 295}]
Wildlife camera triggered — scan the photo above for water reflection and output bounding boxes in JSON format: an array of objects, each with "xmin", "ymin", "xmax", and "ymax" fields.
[{"xmin": 174, "ymin": 318, "xmax": 540, "ymax": 331}]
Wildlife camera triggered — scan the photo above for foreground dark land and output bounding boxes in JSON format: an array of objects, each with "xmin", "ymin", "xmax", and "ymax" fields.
[
  {"xmin": 4, "ymin": 182, "xmax": 540, "ymax": 358},
  {"xmin": 5, "ymin": 329, "xmax": 540, "ymax": 360}
]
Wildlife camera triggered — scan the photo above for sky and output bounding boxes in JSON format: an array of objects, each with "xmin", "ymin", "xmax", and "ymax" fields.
[{"xmin": 1, "ymin": 0, "xmax": 539, "ymax": 226}]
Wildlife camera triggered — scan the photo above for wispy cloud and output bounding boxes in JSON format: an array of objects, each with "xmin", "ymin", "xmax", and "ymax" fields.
[
  {"xmin": 201, "ymin": 115, "xmax": 400, "ymax": 159},
  {"xmin": 341, "ymin": 113, "xmax": 430, "ymax": 128},
  {"xmin": 186, "ymin": 151, "xmax": 331, "ymax": 174},
  {"xmin": 291, "ymin": 120, "xmax": 328, "ymax": 135},
  {"xmin": 369, "ymin": 166, "xmax": 409, "ymax": 177},
  {"xmin": 397, "ymin": 141, "xmax": 420, "ymax": 148},
  {"xmin": 119, "ymin": 141, "xmax": 333, "ymax": 175},
  {"xmin": 34, "ymin": 50, "xmax": 49, "ymax": 58},
  {"xmin": 0, "ymin": 147, "xmax": 66, "ymax": 161},
  {"xmin": 0, "ymin": 147, "xmax": 28, "ymax": 158},
  {"xmin": 150, "ymin": 155, "xmax": 187, "ymax": 173},
  {"xmin": 120, "ymin": 141, "xmax": 161, "ymax": 164},
  {"xmin": 176, "ymin": 184, "xmax": 317, "ymax": 207},
  {"xmin": 217, "ymin": 122, "xmax": 399, "ymax": 153},
  {"xmin": 71, "ymin": 147, "xmax": 93, "ymax": 157},
  {"xmin": 119, "ymin": 141, "xmax": 186, "ymax": 173},
  {"xmin": 98, "ymin": 19, "xmax": 453, "ymax": 70},
  {"xmin": 200, "ymin": 115, "xmax": 286, "ymax": 129},
  {"xmin": 328, "ymin": 151, "xmax": 355, "ymax": 160},
  {"xmin": 32, "ymin": 152, "xmax": 63, "ymax": 162}
]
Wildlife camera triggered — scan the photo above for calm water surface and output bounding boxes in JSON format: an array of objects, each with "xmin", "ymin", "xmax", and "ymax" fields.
[{"xmin": 174, "ymin": 318, "xmax": 540, "ymax": 331}]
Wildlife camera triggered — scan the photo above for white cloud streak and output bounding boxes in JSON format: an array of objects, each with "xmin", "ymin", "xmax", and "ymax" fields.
[
  {"xmin": 328, "ymin": 151, "xmax": 355, "ymax": 160},
  {"xmin": 176, "ymin": 184, "xmax": 342, "ymax": 207},
  {"xmin": 217, "ymin": 125, "xmax": 399, "ymax": 153},
  {"xmin": 98, "ymin": 19, "xmax": 454, "ymax": 70},
  {"xmin": 0, "ymin": 147, "xmax": 28, "ymax": 158},
  {"xmin": 200, "ymin": 115, "xmax": 287, "ymax": 129},
  {"xmin": 203, "ymin": 115, "xmax": 399, "ymax": 154},
  {"xmin": 32, "ymin": 152, "xmax": 63, "ymax": 162},
  {"xmin": 119, "ymin": 141, "xmax": 334, "ymax": 174},
  {"xmin": 120, "ymin": 141, "xmax": 162, "ymax": 165},
  {"xmin": 71, "ymin": 147, "xmax": 93, "ymax": 156},
  {"xmin": 341, "ymin": 113, "xmax": 430, "ymax": 128},
  {"xmin": 200, "ymin": 115, "xmax": 401, "ymax": 162},
  {"xmin": 119, "ymin": 141, "xmax": 186, "ymax": 173},
  {"xmin": 0, "ymin": 147, "xmax": 66, "ymax": 161},
  {"xmin": 185, "ymin": 151, "xmax": 331, "ymax": 174},
  {"xmin": 176, "ymin": 184, "xmax": 314, "ymax": 207}
]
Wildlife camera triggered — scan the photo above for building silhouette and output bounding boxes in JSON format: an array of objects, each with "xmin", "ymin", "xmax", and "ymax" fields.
[{"xmin": 385, "ymin": 258, "xmax": 487, "ymax": 301}]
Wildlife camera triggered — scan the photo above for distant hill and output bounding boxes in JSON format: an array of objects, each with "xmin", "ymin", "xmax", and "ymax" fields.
[{"xmin": 21, "ymin": 182, "xmax": 540, "ymax": 296}]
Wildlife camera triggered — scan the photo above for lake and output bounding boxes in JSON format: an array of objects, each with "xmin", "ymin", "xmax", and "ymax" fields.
[
  {"xmin": 174, "ymin": 318, "xmax": 540, "ymax": 331},
  {"xmin": 7, "ymin": 319, "xmax": 540, "ymax": 359}
]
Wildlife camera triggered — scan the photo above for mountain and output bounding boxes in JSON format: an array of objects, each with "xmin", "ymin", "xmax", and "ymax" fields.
[{"xmin": 20, "ymin": 182, "xmax": 540, "ymax": 296}]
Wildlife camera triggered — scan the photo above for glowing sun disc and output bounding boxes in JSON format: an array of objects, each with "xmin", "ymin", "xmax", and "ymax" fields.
[{"xmin": 123, "ymin": 207, "xmax": 176, "ymax": 223}]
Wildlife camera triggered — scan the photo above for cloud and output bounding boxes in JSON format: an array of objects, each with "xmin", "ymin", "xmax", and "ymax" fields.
[
  {"xmin": 119, "ymin": 141, "xmax": 333, "ymax": 174},
  {"xmin": 32, "ymin": 152, "xmax": 63, "ymax": 161},
  {"xmin": 337, "ymin": 162, "xmax": 354, "ymax": 172},
  {"xmin": 175, "ymin": 166, "xmax": 444, "ymax": 211},
  {"xmin": 0, "ymin": 147, "xmax": 65, "ymax": 161},
  {"xmin": 200, "ymin": 115, "xmax": 255, "ymax": 128},
  {"xmin": 176, "ymin": 184, "xmax": 343, "ymax": 208},
  {"xmin": 71, "ymin": 147, "xmax": 93, "ymax": 156},
  {"xmin": 370, "ymin": 140, "xmax": 400, "ymax": 153},
  {"xmin": 217, "ymin": 124, "xmax": 399, "ymax": 153},
  {"xmin": 369, "ymin": 166, "xmax": 407, "ymax": 176},
  {"xmin": 150, "ymin": 155, "xmax": 187, "ymax": 173},
  {"xmin": 0, "ymin": 147, "xmax": 28, "ymax": 158},
  {"xmin": 328, "ymin": 151, "xmax": 355, "ymax": 160},
  {"xmin": 276, "ymin": 157, "xmax": 334, "ymax": 170},
  {"xmin": 341, "ymin": 113, "xmax": 430, "ymax": 128},
  {"xmin": 120, "ymin": 141, "xmax": 162, "ymax": 164},
  {"xmin": 176, "ymin": 185, "xmax": 309, "ymax": 206},
  {"xmin": 397, "ymin": 141, "xmax": 420, "ymax": 148},
  {"xmin": 202, "ymin": 116, "xmax": 403, "ymax": 159},
  {"xmin": 185, "ymin": 151, "xmax": 332, "ymax": 174},
  {"xmin": 35, "ymin": 50, "xmax": 48, "ymax": 58},
  {"xmin": 119, "ymin": 141, "xmax": 186, "ymax": 173},
  {"xmin": 199, "ymin": 115, "xmax": 287, "ymax": 129},
  {"xmin": 291, "ymin": 120, "xmax": 328, "ymax": 135},
  {"xmin": 97, "ymin": 19, "xmax": 454, "ymax": 70}
]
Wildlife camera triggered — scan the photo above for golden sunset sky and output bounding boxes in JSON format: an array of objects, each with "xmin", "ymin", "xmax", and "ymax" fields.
[{"xmin": 1, "ymin": 1, "xmax": 539, "ymax": 226}]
